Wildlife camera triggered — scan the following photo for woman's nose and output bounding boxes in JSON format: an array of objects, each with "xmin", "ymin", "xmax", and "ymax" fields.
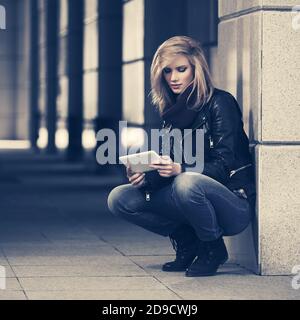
[{"xmin": 170, "ymin": 71, "xmax": 179, "ymax": 82}]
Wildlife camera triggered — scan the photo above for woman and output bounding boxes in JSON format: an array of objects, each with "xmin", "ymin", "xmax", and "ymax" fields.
[{"xmin": 107, "ymin": 36, "xmax": 256, "ymax": 277}]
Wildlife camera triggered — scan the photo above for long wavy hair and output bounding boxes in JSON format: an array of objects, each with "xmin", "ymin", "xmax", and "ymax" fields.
[{"xmin": 150, "ymin": 36, "xmax": 215, "ymax": 115}]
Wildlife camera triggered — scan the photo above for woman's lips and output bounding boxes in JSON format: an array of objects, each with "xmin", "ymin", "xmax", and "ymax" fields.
[{"xmin": 171, "ymin": 84, "xmax": 181, "ymax": 89}]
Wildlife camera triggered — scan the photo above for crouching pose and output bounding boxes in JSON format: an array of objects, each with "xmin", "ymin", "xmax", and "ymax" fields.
[{"xmin": 107, "ymin": 36, "xmax": 256, "ymax": 277}]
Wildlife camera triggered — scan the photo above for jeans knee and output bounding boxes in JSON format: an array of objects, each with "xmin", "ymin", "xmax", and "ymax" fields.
[
  {"xmin": 107, "ymin": 185, "xmax": 124, "ymax": 216},
  {"xmin": 107, "ymin": 184, "xmax": 143, "ymax": 217},
  {"xmin": 172, "ymin": 172, "xmax": 206, "ymax": 202}
]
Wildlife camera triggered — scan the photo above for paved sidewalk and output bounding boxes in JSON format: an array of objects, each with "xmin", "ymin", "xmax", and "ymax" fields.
[{"xmin": 0, "ymin": 150, "xmax": 298, "ymax": 300}]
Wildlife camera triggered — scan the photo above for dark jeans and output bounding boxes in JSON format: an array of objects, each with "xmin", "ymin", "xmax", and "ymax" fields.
[{"xmin": 107, "ymin": 172, "xmax": 252, "ymax": 241}]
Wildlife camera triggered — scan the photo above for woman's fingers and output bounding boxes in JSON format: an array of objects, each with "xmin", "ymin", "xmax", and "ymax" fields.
[
  {"xmin": 129, "ymin": 172, "xmax": 143, "ymax": 181},
  {"xmin": 135, "ymin": 178, "xmax": 145, "ymax": 187},
  {"xmin": 129, "ymin": 173, "xmax": 145, "ymax": 185},
  {"xmin": 126, "ymin": 165, "xmax": 146, "ymax": 185},
  {"xmin": 132, "ymin": 175, "xmax": 145, "ymax": 187},
  {"xmin": 149, "ymin": 162, "xmax": 174, "ymax": 177},
  {"xmin": 158, "ymin": 171, "xmax": 172, "ymax": 176},
  {"xmin": 126, "ymin": 165, "xmax": 133, "ymax": 178},
  {"xmin": 149, "ymin": 164, "xmax": 172, "ymax": 170}
]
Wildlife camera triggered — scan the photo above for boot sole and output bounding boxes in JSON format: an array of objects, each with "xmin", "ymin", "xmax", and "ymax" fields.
[
  {"xmin": 161, "ymin": 254, "xmax": 198, "ymax": 272},
  {"xmin": 185, "ymin": 256, "xmax": 228, "ymax": 277},
  {"xmin": 162, "ymin": 262, "xmax": 194, "ymax": 272},
  {"xmin": 162, "ymin": 268, "xmax": 187, "ymax": 272}
]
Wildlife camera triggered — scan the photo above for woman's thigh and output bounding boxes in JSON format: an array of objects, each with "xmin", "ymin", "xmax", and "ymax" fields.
[
  {"xmin": 172, "ymin": 172, "xmax": 252, "ymax": 236},
  {"xmin": 107, "ymin": 183, "xmax": 183, "ymax": 221}
]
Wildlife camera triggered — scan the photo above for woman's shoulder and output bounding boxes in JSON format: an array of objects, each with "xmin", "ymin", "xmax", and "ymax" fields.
[
  {"xmin": 211, "ymin": 88, "xmax": 237, "ymax": 104},
  {"xmin": 208, "ymin": 88, "xmax": 242, "ymax": 117}
]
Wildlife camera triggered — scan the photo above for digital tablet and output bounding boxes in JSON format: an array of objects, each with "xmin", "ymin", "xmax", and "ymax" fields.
[{"xmin": 119, "ymin": 150, "xmax": 161, "ymax": 173}]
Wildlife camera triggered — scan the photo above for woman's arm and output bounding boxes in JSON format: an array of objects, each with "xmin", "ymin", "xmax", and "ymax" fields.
[
  {"xmin": 202, "ymin": 93, "xmax": 241, "ymax": 183},
  {"xmin": 183, "ymin": 92, "xmax": 241, "ymax": 184}
]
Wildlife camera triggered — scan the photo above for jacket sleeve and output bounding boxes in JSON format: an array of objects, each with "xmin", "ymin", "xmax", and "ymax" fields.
[
  {"xmin": 183, "ymin": 93, "xmax": 241, "ymax": 184},
  {"xmin": 202, "ymin": 93, "xmax": 241, "ymax": 183}
]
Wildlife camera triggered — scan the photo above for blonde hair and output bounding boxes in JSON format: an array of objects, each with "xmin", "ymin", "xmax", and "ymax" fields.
[{"xmin": 150, "ymin": 36, "xmax": 214, "ymax": 114}]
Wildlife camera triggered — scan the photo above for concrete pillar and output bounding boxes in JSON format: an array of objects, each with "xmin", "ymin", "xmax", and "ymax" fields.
[
  {"xmin": 0, "ymin": 0, "xmax": 18, "ymax": 139},
  {"xmin": 46, "ymin": 0, "xmax": 59, "ymax": 153},
  {"xmin": 218, "ymin": 0, "xmax": 300, "ymax": 275},
  {"xmin": 97, "ymin": 0, "xmax": 122, "ymax": 124},
  {"xmin": 0, "ymin": 0, "xmax": 30, "ymax": 141},
  {"xmin": 95, "ymin": 0, "xmax": 122, "ymax": 169},
  {"xmin": 15, "ymin": 0, "xmax": 31, "ymax": 141},
  {"xmin": 29, "ymin": 0, "xmax": 39, "ymax": 149},
  {"xmin": 67, "ymin": 0, "xmax": 84, "ymax": 161}
]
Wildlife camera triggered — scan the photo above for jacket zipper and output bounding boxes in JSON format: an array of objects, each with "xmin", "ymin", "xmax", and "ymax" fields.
[
  {"xmin": 145, "ymin": 191, "xmax": 151, "ymax": 201},
  {"xmin": 229, "ymin": 164, "xmax": 252, "ymax": 178}
]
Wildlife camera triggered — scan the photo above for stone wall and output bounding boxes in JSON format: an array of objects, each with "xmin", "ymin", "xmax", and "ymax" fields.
[{"xmin": 218, "ymin": 0, "xmax": 300, "ymax": 275}]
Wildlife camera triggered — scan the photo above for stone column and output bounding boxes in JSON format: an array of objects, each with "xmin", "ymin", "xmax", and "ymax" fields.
[
  {"xmin": 96, "ymin": 0, "xmax": 122, "ymax": 170},
  {"xmin": 97, "ymin": 0, "xmax": 122, "ymax": 124},
  {"xmin": 218, "ymin": 0, "xmax": 300, "ymax": 275},
  {"xmin": 45, "ymin": 0, "xmax": 59, "ymax": 153},
  {"xmin": 29, "ymin": 0, "xmax": 39, "ymax": 149},
  {"xmin": 0, "ymin": 0, "xmax": 18, "ymax": 139},
  {"xmin": 67, "ymin": 0, "xmax": 84, "ymax": 161}
]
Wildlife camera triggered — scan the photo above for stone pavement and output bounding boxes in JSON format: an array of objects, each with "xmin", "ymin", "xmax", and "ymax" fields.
[{"xmin": 0, "ymin": 150, "xmax": 298, "ymax": 300}]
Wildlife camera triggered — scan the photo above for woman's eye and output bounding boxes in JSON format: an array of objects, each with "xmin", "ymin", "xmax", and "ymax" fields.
[
  {"xmin": 178, "ymin": 68, "xmax": 186, "ymax": 72},
  {"xmin": 163, "ymin": 68, "xmax": 171, "ymax": 74}
]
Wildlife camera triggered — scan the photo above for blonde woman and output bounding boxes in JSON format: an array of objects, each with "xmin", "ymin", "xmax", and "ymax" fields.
[{"xmin": 108, "ymin": 36, "xmax": 256, "ymax": 277}]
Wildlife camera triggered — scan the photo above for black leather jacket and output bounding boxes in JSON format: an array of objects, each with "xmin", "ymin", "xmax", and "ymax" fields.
[{"xmin": 143, "ymin": 88, "xmax": 256, "ymax": 211}]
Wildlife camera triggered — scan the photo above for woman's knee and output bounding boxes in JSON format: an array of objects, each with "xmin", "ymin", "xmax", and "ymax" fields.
[
  {"xmin": 172, "ymin": 172, "xmax": 206, "ymax": 200},
  {"xmin": 107, "ymin": 184, "xmax": 135, "ymax": 216},
  {"xmin": 107, "ymin": 184, "xmax": 143, "ymax": 216},
  {"xmin": 107, "ymin": 185, "xmax": 123, "ymax": 215}
]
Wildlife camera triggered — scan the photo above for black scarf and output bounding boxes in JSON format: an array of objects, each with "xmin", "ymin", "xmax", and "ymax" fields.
[{"xmin": 161, "ymin": 83, "xmax": 199, "ymax": 129}]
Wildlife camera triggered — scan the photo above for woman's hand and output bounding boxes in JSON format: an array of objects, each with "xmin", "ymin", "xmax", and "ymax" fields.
[
  {"xmin": 126, "ymin": 165, "xmax": 146, "ymax": 188},
  {"xmin": 149, "ymin": 155, "xmax": 182, "ymax": 177}
]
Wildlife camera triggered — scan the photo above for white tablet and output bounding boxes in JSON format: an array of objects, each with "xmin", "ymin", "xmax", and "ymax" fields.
[{"xmin": 119, "ymin": 150, "xmax": 161, "ymax": 173}]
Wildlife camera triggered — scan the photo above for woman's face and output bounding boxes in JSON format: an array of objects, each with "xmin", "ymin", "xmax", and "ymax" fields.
[{"xmin": 162, "ymin": 54, "xmax": 194, "ymax": 94}]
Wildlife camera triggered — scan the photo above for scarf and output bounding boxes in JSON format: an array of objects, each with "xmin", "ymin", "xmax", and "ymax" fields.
[{"xmin": 161, "ymin": 83, "xmax": 199, "ymax": 129}]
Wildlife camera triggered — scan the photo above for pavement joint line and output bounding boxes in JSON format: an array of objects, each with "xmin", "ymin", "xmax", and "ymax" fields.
[
  {"xmin": 125, "ymin": 255, "xmax": 185, "ymax": 300},
  {"xmin": 125, "ymin": 254, "xmax": 157, "ymax": 277},
  {"xmin": 96, "ymin": 235, "xmax": 129, "ymax": 257},
  {"xmin": 9, "ymin": 263, "xmax": 147, "ymax": 267},
  {"xmin": 23, "ymin": 290, "xmax": 29, "ymax": 300},
  {"xmin": 152, "ymin": 274, "xmax": 185, "ymax": 300},
  {"xmin": 16, "ymin": 275, "xmax": 153, "ymax": 278},
  {"xmin": 15, "ymin": 275, "xmax": 26, "ymax": 293}
]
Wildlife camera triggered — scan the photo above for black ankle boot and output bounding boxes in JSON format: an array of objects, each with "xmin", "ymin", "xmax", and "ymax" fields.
[
  {"xmin": 162, "ymin": 225, "xmax": 199, "ymax": 272},
  {"xmin": 185, "ymin": 237, "xmax": 228, "ymax": 277}
]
